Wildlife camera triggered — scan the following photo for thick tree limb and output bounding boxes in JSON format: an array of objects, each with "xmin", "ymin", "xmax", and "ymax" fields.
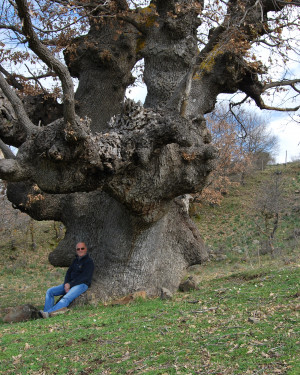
[
  {"xmin": 15, "ymin": 0, "xmax": 77, "ymax": 134},
  {"xmin": 117, "ymin": 14, "xmax": 148, "ymax": 35},
  {"xmin": 0, "ymin": 139, "xmax": 15, "ymax": 159},
  {"xmin": 0, "ymin": 158, "xmax": 29, "ymax": 181},
  {"xmin": 0, "ymin": 72, "xmax": 36, "ymax": 136},
  {"xmin": 64, "ymin": 6, "xmax": 140, "ymax": 133},
  {"xmin": 6, "ymin": 181, "xmax": 63, "ymax": 221},
  {"xmin": 0, "ymin": 87, "xmax": 65, "ymax": 147},
  {"xmin": 1, "ymin": 100, "xmax": 216, "ymax": 209}
]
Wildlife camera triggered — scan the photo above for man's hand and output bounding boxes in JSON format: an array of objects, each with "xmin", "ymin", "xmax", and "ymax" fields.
[{"xmin": 64, "ymin": 283, "xmax": 71, "ymax": 293}]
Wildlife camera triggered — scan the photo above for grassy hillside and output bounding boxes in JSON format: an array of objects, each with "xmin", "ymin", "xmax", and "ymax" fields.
[
  {"xmin": 1, "ymin": 265, "xmax": 299, "ymax": 374},
  {"xmin": 0, "ymin": 162, "xmax": 299, "ymax": 374},
  {"xmin": 193, "ymin": 162, "xmax": 300, "ymax": 276}
]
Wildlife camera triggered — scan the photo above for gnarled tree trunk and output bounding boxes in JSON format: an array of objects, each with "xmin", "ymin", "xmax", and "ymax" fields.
[
  {"xmin": 6, "ymin": 100, "xmax": 214, "ymax": 300},
  {"xmin": 50, "ymin": 192, "xmax": 208, "ymax": 300}
]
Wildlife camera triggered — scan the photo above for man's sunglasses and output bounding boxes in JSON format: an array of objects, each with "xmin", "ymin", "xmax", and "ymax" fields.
[{"xmin": 76, "ymin": 247, "xmax": 86, "ymax": 251}]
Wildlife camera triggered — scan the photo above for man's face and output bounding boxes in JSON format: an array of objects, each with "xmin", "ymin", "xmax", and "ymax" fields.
[{"xmin": 76, "ymin": 242, "xmax": 87, "ymax": 257}]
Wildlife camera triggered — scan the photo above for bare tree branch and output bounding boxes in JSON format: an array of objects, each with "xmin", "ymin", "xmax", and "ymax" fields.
[
  {"xmin": 24, "ymin": 64, "xmax": 47, "ymax": 94},
  {"xmin": 0, "ymin": 64, "xmax": 23, "ymax": 91},
  {"xmin": 0, "ymin": 23, "xmax": 22, "ymax": 34},
  {"xmin": 50, "ymin": 0, "xmax": 108, "ymax": 10},
  {"xmin": 256, "ymin": 101, "xmax": 300, "ymax": 111},
  {"xmin": 263, "ymin": 79, "xmax": 300, "ymax": 92},
  {"xmin": 292, "ymin": 84, "xmax": 300, "ymax": 94},
  {"xmin": 14, "ymin": 71, "xmax": 57, "ymax": 82},
  {"xmin": 276, "ymin": 0, "xmax": 300, "ymax": 6},
  {"xmin": 229, "ymin": 100, "xmax": 249, "ymax": 139},
  {"xmin": 230, "ymin": 88, "xmax": 300, "ymax": 112}
]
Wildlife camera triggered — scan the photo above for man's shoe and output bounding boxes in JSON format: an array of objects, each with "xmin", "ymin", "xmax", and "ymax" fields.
[{"xmin": 38, "ymin": 310, "xmax": 49, "ymax": 319}]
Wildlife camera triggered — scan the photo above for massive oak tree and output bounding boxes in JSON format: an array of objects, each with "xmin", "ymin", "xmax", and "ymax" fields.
[{"xmin": 0, "ymin": 0, "xmax": 299, "ymax": 301}]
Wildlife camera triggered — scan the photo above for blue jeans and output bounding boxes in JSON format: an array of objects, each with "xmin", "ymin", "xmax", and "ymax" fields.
[{"xmin": 44, "ymin": 283, "xmax": 88, "ymax": 313}]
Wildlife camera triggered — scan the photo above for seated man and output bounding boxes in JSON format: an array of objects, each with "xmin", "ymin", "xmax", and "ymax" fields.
[{"xmin": 39, "ymin": 242, "xmax": 94, "ymax": 318}]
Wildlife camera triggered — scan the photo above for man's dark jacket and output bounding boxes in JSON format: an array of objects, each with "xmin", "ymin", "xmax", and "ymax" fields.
[{"xmin": 64, "ymin": 254, "xmax": 94, "ymax": 288}]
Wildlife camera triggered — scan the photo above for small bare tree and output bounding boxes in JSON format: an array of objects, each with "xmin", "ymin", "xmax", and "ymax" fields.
[{"xmin": 253, "ymin": 171, "xmax": 285, "ymax": 256}]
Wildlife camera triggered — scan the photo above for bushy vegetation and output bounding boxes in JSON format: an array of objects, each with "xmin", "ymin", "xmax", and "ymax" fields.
[{"xmin": 0, "ymin": 162, "xmax": 299, "ymax": 374}]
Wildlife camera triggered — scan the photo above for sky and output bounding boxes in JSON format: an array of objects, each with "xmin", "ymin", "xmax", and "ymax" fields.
[{"xmin": 268, "ymin": 113, "xmax": 300, "ymax": 163}]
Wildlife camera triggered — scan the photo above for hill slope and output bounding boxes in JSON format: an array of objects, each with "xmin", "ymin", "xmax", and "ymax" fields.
[{"xmin": 189, "ymin": 162, "xmax": 300, "ymax": 277}]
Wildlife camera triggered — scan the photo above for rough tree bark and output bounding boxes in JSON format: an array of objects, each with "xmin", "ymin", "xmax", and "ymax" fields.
[{"xmin": 0, "ymin": 0, "xmax": 299, "ymax": 301}]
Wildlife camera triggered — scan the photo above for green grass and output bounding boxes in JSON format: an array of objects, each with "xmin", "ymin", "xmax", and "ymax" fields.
[{"xmin": 0, "ymin": 265, "xmax": 299, "ymax": 374}]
